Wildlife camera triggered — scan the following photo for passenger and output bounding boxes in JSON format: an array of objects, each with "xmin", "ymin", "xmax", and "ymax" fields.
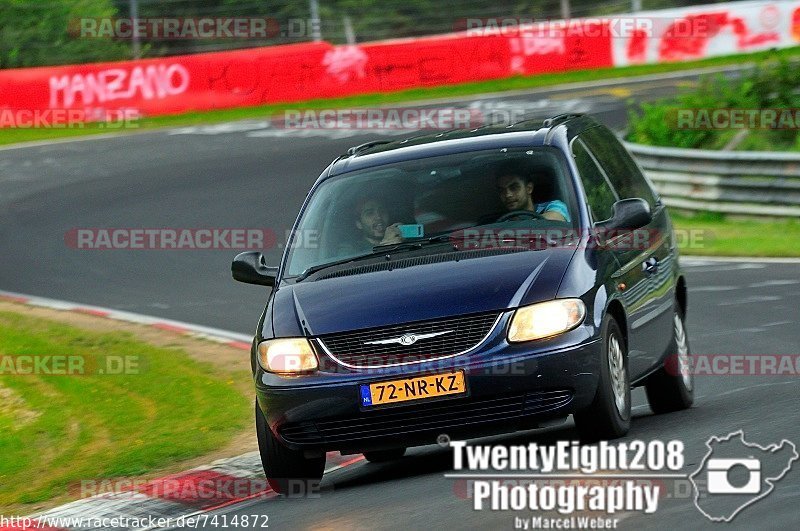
[{"xmin": 351, "ymin": 196, "xmax": 403, "ymax": 251}]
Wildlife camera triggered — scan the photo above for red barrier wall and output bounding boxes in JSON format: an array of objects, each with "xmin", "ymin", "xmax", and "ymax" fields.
[
  {"xmin": 3, "ymin": 1, "xmax": 800, "ymax": 127},
  {"xmin": 0, "ymin": 20, "xmax": 612, "ymax": 125}
]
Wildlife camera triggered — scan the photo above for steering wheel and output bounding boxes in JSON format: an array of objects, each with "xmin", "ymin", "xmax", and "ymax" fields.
[{"xmin": 496, "ymin": 210, "xmax": 544, "ymax": 222}]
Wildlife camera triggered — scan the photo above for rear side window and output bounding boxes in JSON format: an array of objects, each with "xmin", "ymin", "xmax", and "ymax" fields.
[
  {"xmin": 572, "ymin": 139, "xmax": 617, "ymax": 223},
  {"xmin": 580, "ymin": 126, "xmax": 657, "ymax": 209}
]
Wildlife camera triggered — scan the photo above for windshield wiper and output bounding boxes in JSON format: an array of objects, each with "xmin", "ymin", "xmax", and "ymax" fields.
[
  {"xmin": 296, "ymin": 235, "xmax": 456, "ymax": 282},
  {"xmin": 295, "ymin": 251, "xmax": 391, "ymax": 282}
]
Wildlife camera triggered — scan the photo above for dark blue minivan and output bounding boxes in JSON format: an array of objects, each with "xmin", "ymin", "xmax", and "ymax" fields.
[{"xmin": 232, "ymin": 114, "xmax": 694, "ymax": 493}]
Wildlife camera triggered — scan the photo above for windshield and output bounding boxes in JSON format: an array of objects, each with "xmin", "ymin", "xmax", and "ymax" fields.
[{"xmin": 283, "ymin": 146, "xmax": 578, "ymax": 278}]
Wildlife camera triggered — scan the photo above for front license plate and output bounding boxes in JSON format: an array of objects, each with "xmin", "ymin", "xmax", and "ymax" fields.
[{"xmin": 360, "ymin": 370, "xmax": 466, "ymax": 407}]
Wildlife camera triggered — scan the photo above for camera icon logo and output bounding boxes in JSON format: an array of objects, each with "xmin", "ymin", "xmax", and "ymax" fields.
[
  {"xmin": 690, "ymin": 430, "xmax": 798, "ymax": 522},
  {"xmin": 706, "ymin": 457, "xmax": 761, "ymax": 494}
]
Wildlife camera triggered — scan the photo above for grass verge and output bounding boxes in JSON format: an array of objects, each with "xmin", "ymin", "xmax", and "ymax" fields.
[
  {"xmin": 626, "ymin": 52, "xmax": 800, "ymax": 151},
  {"xmin": 3, "ymin": 46, "xmax": 800, "ymax": 147},
  {"xmin": 0, "ymin": 307, "xmax": 251, "ymax": 512},
  {"xmin": 671, "ymin": 211, "xmax": 800, "ymax": 257}
]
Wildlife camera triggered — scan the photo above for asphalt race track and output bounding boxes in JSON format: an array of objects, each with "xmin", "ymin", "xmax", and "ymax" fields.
[
  {"xmin": 0, "ymin": 69, "xmax": 719, "ymax": 333},
  {"xmin": 1, "ymin": 69, "xmax": 798, "ymax": 530}
]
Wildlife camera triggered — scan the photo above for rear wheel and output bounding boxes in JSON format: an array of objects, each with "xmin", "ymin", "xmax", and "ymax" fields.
[
  {"xmin": 574, "ymin": 314, "xmax": 631, "ymax": 442},
  {"xmin": 363, "ymin": 448, "xmax": 406, "ymax": 463},
  {"xmin": 645, "ymin": 309, "xmax": 694, "ymax": 414},
  {"xmin": 255, "ymin": 401, "xmax": 325, "ymax": 495}
]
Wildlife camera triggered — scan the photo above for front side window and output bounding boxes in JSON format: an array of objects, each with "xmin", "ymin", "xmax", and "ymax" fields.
[
  {"xmin": 283, "ymin": 147, "xmax": 578, "ymax": 278},
  {"xmin": 572, "ymin": 138, "xmax": 618, "ymax": 223},
  {"xmin": 580, "ymin": 126, "xmax": 657, "ymax": 209}
]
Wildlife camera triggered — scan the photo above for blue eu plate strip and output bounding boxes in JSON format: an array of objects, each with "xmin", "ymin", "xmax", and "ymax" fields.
[{"xmin": 360, "ymin": 385, "xmax": 373, "ymax": 406}]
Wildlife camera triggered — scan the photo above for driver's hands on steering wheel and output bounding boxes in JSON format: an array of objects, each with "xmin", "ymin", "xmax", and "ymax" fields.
[{"xmin": 496, "ymin": 210, "xmax": 544, "ymax": 223}]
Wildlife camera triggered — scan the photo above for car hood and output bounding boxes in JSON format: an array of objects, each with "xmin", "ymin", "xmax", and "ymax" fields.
[{"xmin": 268, "ymin": 248, "xmax": 576, "ymax": 337}]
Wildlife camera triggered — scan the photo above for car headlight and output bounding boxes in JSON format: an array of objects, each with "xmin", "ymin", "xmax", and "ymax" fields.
[
  {"xmin": 507, "ymin": 299, "xmax": 586, "ymax": 342},
  {"xmin": 257, "ymin": 338, "xmax": 318, "ymax": 374}
]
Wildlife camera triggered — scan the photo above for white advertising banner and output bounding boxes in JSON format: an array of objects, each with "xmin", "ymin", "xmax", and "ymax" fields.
[{"xmin": 612, "ymin": 0, "xmax": 800, "ymax": 66}]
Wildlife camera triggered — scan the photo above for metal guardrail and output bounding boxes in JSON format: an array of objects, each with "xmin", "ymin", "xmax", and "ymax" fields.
[{"xmin": 624, "ymin": 142, "xmax": 800, "ymax": 217}]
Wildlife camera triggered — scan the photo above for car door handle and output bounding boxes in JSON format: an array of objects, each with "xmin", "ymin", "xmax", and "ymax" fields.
[{"xmin": 642, "ymin": 256, "xmax": 659, "ymax": 275}]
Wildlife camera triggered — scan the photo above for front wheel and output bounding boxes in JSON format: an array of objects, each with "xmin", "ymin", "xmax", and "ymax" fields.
[
  {"xmin": 255, "ymin": 401, "xmax": 325, "ymax": 495},
  {"xmin": 645, "ymin": 309, "xmax": 694, "ymax": 414},
  {"xmin": 574, "ymin": 314, "xmax": 631, "ymax": 442}
]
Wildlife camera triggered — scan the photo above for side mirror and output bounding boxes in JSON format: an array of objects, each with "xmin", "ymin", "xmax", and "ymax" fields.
[
  {"xmin": 597, "ymin": 198, "xmax": 651, "ymax": 230},
  {"xmin": 232, "ymin": 251, "xmax": 278, "ymax": 286}
]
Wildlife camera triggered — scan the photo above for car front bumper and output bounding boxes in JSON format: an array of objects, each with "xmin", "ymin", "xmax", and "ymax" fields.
[{"xmin": 255, "ymin": 333, "xmax": 602, "ymax": 454}]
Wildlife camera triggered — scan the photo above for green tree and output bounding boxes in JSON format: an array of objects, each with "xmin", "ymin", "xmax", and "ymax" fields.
[{"xmin": 0, "ymin": 0, "xmax": 130, "ymax": 68}]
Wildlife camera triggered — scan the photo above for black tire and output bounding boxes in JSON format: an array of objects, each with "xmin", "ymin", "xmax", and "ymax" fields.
[
  {"xmin": 255, "ymin": 401, "xmax": 325, "ymax": 495},
  {"xmin": 363, "ymin": 448, "xmax": 406, "ymax": 463},
  {"xmin": 645, "ymin": 308, "xmax": 694, "ymax": 414},
  {"xmin": 574, "ymin": 314, "xmax": 631, "ymax": 442}
]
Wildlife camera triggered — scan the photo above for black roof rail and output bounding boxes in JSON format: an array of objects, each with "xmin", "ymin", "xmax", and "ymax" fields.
[
  {"xmin": 345, "ymin": 140, "xmax": 395, "ymax": 156},
  {"xmin": 542, "ymin": 113, "xmax": 585, "ymax": 127},
  {"xmin": 504, "ymin": 118, "xmax": 544, "ymax": 130}
]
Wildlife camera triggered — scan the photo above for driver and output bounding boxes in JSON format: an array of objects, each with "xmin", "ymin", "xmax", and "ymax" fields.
[{"xmin": 495, "ymin": 161, "xmax": 569, "ymax": 222}]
